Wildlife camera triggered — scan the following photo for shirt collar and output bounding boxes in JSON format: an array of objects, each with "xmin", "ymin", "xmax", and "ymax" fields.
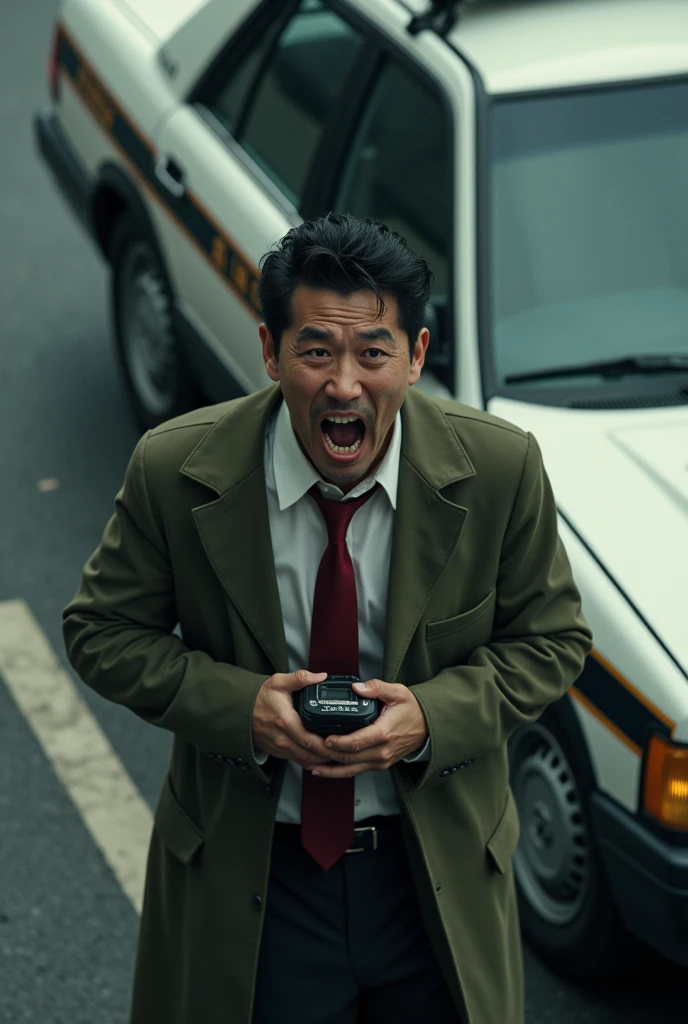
[{"xmin": 273, "ymin": 399, "xmax": 402, "ymax": 510}]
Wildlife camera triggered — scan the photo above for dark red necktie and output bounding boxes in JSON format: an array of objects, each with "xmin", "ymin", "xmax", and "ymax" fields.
[{"xmin": 301, "ymin": 483, "xmax": 379, "ymax": 870}]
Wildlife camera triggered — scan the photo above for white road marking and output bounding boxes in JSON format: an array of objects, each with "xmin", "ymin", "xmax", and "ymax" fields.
[{"xmin": 0, "ymin": 599, "xmax": 152, "ymax": 913}]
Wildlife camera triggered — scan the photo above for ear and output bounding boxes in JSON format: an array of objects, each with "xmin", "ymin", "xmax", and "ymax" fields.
[
  {"xmin": 259, "ymin": 324, "xmax": 280, "ymax": 381},
  {"xmin": 408, "ymin": 327, "xmax": 430, "ymax": 386}
]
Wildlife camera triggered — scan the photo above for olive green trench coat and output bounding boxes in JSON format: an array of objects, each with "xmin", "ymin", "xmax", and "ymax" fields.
[{"xmin": 63, "ymin": 385, "xmax": 592, "ymax": 1024}]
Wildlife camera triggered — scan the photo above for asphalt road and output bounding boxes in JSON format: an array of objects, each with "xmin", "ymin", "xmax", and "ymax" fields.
[{"xmin": 0, "ymin": 1, "xmax": 684, "ymax": 1021}]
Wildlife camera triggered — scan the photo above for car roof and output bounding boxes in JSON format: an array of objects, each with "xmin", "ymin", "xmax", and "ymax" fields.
[
  {"xmin": 402, "ymin": 0, "xmax": 688, "ymax": 94},
  {"xmin": 113, "ymin": 0, "xmax": 210, "ymax": 40}
]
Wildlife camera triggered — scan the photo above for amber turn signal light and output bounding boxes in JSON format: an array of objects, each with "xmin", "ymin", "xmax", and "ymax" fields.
[{"xmin": 643, "ymin": 732, "xmax": 688, "ymax": 829}]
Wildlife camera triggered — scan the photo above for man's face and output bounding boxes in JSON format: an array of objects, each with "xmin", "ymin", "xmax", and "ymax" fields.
[{"xmin": 260, "ymin": 286, "xmax": 429, "ymax": 492}]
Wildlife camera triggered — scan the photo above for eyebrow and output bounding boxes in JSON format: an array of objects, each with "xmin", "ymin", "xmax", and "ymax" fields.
[
  {"xmin": 358, "ymin": 327, "xmax": 397, "ymax": 345},
  {"xmin": 294, "ymin": 325, "xmax": 397, "ymax": 344},
  {"xmin": 294, "ymin": 326, "xmax": 332, "ymax": 343}
]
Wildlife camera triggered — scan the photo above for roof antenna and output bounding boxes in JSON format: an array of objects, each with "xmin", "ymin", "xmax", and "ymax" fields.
[{"xmin": 407, "ymin": 0, "xmax": 462, "ymax": 38}]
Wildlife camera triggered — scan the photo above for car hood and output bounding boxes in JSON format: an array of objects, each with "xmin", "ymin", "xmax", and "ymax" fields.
[{"xmin": 488, "ymin": 398, "xmax": 688, "ymax": 671}]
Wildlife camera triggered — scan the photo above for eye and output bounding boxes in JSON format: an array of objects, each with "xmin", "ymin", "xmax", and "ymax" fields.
[
  {"xmin": 364, "ymin": 348, "xmax": 385, "ymax": 359},
  {"xmin": 306, "ymin": 348, "xmax": 330, "ymax": 358}
]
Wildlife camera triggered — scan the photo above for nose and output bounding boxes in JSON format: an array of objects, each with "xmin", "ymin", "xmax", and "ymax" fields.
[{"xmin": 325, "ymin": 355, "xmax": 363, "ymax": 402}]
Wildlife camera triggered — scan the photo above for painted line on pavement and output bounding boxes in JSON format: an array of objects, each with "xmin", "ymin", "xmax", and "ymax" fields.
[{"xmin": 0, "ymin": 599, "xmax": 151, "ymax": 913}]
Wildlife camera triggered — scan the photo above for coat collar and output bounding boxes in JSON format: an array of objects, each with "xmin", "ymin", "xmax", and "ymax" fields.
[
  {"xmin": 179, "ymin": 384, "xmax": 476, "ymax": 679},
  {"xmin": 180, "ymin": 384, "xmax": 282, "ymax": 497},
  {"xmin": 399, "ymin": 387, "xmax": 475, "ymax": 493}
]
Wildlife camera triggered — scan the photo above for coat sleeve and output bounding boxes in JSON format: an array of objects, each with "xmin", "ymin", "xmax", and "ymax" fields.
[
  {"xmin": 405, "ymin": 432, "xmax": 593, "ymax": 793},
  {"xmin": 62, "ymin": 432, "xmax": 271, "ymax": 781}
]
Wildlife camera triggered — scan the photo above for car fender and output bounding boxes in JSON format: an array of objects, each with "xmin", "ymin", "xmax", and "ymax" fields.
[{"xmin": 91, "ymin": 161, "xmax": 162, "ymax": 263}]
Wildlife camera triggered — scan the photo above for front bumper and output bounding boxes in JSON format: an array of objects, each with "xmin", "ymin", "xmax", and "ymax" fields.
[
  {"xmin": 34, "ymin": 109, "xmax": 92, "ymax": 234},
  {"xmin": 591, "ymin": 791, "xmax": 688, "ymax": 965}
]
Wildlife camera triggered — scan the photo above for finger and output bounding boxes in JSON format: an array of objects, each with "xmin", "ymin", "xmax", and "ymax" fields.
[
  {"xmin": 265, "ymin": 744, "xmax": 335, "ymax": 769},
  {"xmin": 295, "ymin": 753, "xmax": 337, "ymax": 769},
  {"xmin": 264, "ymin": 734, "xmax": 337, "ymax": 767},
  {"xmin": 323, "ymin": 745, "xmax": 389, "ymax": 768},
  {"xmin": 310, "ymin": 761, "xmax": 380, "ymax": 780},
  {"xmin": 352, "ymin": 678, "xmax": 404, "ymax": 704},
  {"xmin": 277, "ymin": 705, "xmax": 337, "ymax": 759},
  {"xmin": 283, "ymin": 669, "xmax": 327, "ymax": 692},
  {"xmin": 325, "ymin": 722, "xmax": 387, "ymax": 755}
]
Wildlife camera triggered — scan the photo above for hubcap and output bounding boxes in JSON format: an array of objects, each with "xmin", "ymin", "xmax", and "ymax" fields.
[
  {"xmin": 510, "ymin": 725, "xmax": 589, "ymax": 925},
  {"xmin": 119, "ymin": 242, "xmax": 177, "ymax": 417}
]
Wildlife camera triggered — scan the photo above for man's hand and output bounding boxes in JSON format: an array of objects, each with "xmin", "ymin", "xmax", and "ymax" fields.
[
  {"xmin": 311, "ymin": 679, "xmax": 428, "ymax": 779},
  {"xmin": 252, "ymin": 670, "xmax": 344, "ymax": 770}
]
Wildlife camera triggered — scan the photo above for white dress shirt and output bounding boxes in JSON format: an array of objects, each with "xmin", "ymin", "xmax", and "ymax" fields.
[{"xmin": 258, "ymin": 398, "xmax": 429, "ymax": 824}]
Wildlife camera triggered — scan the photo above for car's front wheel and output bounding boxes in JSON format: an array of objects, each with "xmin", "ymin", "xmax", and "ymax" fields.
[
  {"xmin": 111, "ymin": 215, "xmax": 200, "ymax": 430},
  {"xmin": 509, "ymin": 708, "xmax": 629, "ymax": 978}
]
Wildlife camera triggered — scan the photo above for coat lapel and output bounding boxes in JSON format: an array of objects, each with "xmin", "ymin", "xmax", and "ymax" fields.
[
  {"xmin": 383, "ymin": 390, "xmax": 476, "ymax": 682},
  {"xmin": 181, "ymin": 385, "xmax": 289, "ymax": 674}
]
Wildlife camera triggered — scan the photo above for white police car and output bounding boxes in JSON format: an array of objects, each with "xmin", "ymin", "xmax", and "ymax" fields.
[{"xmin": 36, "ymin": 0, "xmax": 688, "ymax": 979}]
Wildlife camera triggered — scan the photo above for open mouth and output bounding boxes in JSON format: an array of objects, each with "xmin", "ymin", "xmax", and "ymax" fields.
[{"xmin": 319, "ymin": 414, "xmax": 367, "ymax": 457}]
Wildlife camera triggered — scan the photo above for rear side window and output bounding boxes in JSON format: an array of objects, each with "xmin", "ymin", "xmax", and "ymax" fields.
[{"xmin": 206, "ymin": 0, "xmax": 363, "ymax": 207}]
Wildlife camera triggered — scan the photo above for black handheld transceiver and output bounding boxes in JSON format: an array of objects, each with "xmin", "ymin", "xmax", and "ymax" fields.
[{"xmin": 297, "ymin": 675, "xmax": 380, "ymax": 735}]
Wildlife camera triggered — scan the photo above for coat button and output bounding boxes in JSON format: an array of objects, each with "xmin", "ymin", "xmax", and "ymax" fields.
[
  {"xmin": 439, "ymin": 769, "xmax": 451, "ymax": 778},
  {"xmin": 264, "ymin": 785, "xmax": 272, "ymax": 797},
  {"xmin": 252, "ymin": 894, "xmax": 263, "ymax": 909}
]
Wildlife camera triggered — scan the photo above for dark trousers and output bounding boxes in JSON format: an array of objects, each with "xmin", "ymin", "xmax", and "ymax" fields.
[{"xmin": 251, "ymin": 816, "xmax": 462, "ymax": 1024}]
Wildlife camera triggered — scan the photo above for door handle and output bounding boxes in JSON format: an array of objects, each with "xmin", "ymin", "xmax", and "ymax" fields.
[{"xmin": 154, "ymin": 155, "xmax": 186, "ymax": 199}]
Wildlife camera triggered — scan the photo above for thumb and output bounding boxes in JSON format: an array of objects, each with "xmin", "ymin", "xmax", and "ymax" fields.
[
  {"xmin": 352, "ymin": 678, "xmax": 399, "ymax": 703},
  {"xmin": 286, "ymin": 669, "xmax": 327, "ymax": 691}
]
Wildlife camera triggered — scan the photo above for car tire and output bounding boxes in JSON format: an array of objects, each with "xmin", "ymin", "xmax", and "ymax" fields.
[
  {"xmin": 509, "ymin": 703, "xmax": 632, "ymax": 979},
  {"xmin": 110, "ymin": 214, "xmax": 201, "ymax": 430}
]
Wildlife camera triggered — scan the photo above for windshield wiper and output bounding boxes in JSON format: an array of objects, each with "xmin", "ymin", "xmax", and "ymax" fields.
[{"xmin": 505, "ymin": 354, "xmax": 688, "ymax": 385}]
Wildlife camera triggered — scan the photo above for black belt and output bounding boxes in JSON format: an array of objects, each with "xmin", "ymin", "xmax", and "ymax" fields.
[{"xmin": 273, "ymin": 815, "xmax": 402, "ymax": 853}]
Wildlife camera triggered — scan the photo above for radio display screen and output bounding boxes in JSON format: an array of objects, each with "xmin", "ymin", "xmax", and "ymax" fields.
[{"xmin": 321, "ymin": 685, "xmax": 353, "ymax": 700}]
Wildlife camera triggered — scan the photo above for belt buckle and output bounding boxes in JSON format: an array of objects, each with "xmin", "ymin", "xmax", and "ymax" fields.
[{"xmin": 346, "ymin": 825, "xmax": 378, "ymax": 854}]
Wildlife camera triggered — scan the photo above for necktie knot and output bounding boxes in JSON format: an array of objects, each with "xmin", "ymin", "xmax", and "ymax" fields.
[{"xmin": 309, "ymin": 484, "xmax": 379, "ymax": 544}]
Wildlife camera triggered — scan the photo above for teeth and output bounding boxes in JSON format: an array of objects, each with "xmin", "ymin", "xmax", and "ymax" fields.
[
  {"xmin": 325, "ymin": 415, "xmax": 359, "ymax": 424},
  {"xmin": 324, "ymin": 432, "xmax": 363, "ymax": 454}
]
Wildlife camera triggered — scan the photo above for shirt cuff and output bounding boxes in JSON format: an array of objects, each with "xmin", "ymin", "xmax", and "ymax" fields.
[
  {"xmin": 254, "ymin": 748, "xmax": 269, "ymax": 765},
  {"xmin": 403, "ymin": 737, "xmax": 431, "ymax": 763}
]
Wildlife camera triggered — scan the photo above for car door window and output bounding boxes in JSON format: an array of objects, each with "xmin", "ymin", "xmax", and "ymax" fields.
[
  {"xmin": 209, "ymin": 0, "xmax": 364, "ymax": 208},
  {"xmin": 334, "ymin": 59, "xmax": 452, "ymax": 294},
  {"xmin": 207, "ymin": 19, "xmax": 282, "ymax": 137}
]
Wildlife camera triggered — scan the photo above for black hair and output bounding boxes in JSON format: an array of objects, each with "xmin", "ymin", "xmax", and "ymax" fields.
[{"xmin": 258, "ymin": 213, "xmax": 433, "ymax": 358}]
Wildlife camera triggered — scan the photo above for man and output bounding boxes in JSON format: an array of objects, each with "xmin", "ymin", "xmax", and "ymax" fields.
[{"xmin": 63, "ymin": 214, "xmax": 592, "ymax": 1024}]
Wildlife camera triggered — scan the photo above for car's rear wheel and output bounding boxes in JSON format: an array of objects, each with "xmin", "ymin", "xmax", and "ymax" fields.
[
  {"xmin": 111, "ymin": 215, "xmax": 200, "ymax": 430},
  {"xmin": 509, "ymin": 708, "xmax": 629, "ymax": 978}
]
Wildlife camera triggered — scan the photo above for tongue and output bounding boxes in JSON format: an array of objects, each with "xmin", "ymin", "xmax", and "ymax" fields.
[{"xmin": 324, "ymin": 420, "xmax": 363, "ymax": 448}]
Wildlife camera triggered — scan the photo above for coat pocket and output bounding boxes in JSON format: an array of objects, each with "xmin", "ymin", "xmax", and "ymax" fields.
[
  {"xmin": 426, "ymin": 588, "xmax": 496, "ymax": 642},
  {"xmin": 486, "ymin": 789, "xmax": 520, "ymax": 875},
  {"xmin": 154, "ymin": 774, "xmax": 205, "ymax": 866}
]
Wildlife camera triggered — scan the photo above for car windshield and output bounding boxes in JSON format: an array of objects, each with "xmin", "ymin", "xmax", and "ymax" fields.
[{"xmin": 490, "ymin": 79, "xmax": 688, "ymax": 392}]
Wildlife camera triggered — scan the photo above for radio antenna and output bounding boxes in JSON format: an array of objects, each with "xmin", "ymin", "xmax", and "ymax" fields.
[{"xmin": 407, "ymin": 0, "xmax": 463, "ymax": 38}]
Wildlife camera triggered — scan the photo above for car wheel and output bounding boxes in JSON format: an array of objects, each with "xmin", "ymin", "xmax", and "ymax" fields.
[
  {"xmin": 111, "ymin": 215, "xmax": 201, "ymax": 430},
  {"xmin": 509, "ymin": 708, "xmax": 628, "ymax": 978}
]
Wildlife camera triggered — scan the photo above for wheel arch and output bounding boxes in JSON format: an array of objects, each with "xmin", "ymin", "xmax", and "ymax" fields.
[
  {"xmin": 534, "ymin": 691, "xmax": 599, "ymax": 796},
  {"xmin": 91, "ymin": 164, "xmax": 164, "ymax": 269}
]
